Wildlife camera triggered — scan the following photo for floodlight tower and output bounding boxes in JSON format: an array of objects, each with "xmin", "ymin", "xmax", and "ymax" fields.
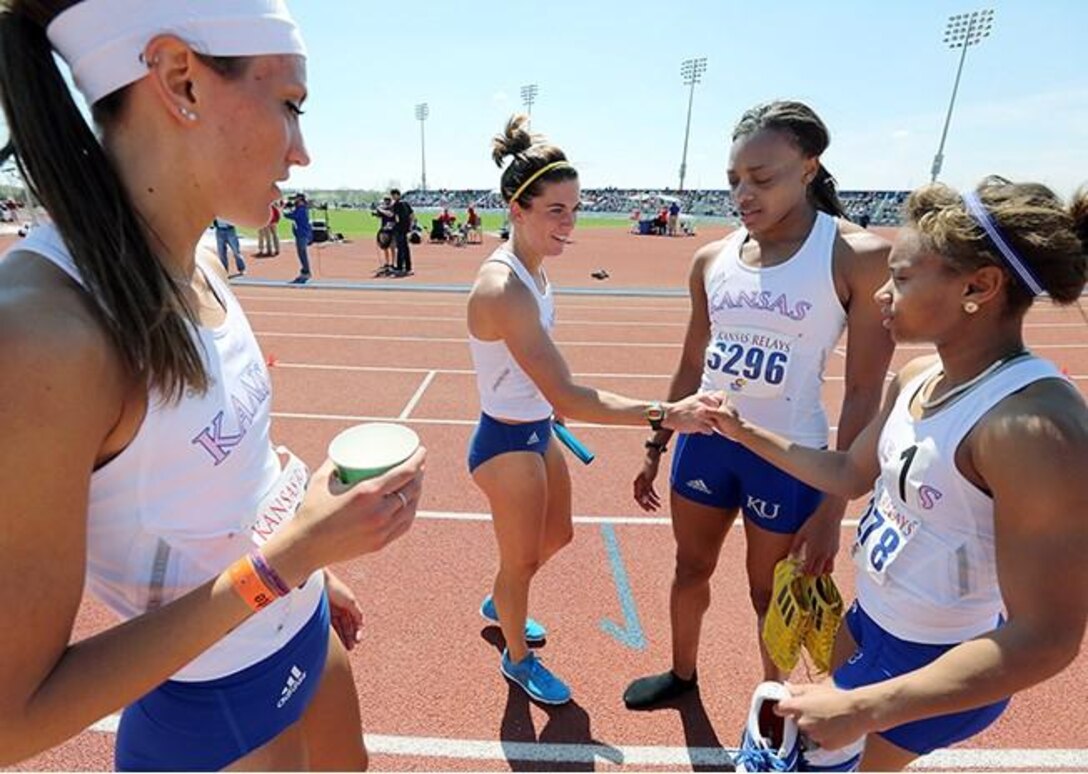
[
  {"xmin": 678, "ymin": 57, "xmax": 707, "ymax": 192},
  {"xmin": 521, "ymin": 83, "xmax": 539, "ymax": 121},
  {"xmin": 415, "ymin": 102, "xmax": 429, "ymax": 192},
  {"xmin": 930, "ymin": 9, "xmax": 995, "ymax": 182}
]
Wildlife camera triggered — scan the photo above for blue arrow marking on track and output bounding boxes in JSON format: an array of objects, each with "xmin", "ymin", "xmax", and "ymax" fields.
[{"xmin": 599, "ymin": 523, "xmax": 647, "ymax": 650}]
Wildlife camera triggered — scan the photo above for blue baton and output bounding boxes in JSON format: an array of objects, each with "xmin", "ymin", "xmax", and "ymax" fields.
[{"xmin": 553, "ymin": 422, "xmax": 595, "ymax": 465}]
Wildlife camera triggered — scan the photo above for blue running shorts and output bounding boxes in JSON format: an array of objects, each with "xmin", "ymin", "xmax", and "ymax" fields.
[
  {"xmin": 115, "ymin": 593, "xmax": 330, "ymax": 771},
  {"xmin": 468, "ymin": 413, "xmax": 552, "ymax": 473},
  {"xmin": 670, "ymin": 431, "xmax": 824, "ymax": 534},
  {"xmin": 833, "ymin": 601, "xmax": 1009, "ymax": 755}
]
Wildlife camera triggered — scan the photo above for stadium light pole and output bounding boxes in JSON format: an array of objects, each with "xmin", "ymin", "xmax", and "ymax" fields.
[
  {"xmin": 678, "ymin": 57, "xmax": 707, "ymax": 192},
  {"xmin": 930, "ymin": 9, "xmax": 994, "ymax": 183},
  {"xmin": 415, "ymin": 102, "xmax": 429, "ymax": 192},
  {"xmin": 521, "ymin": 83, "xmax": 539, "ymax": 121}
]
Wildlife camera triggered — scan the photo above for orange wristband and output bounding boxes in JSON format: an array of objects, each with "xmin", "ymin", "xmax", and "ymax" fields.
[{"xmin": 227, "ymin": 554, "xmax": 280, "ymax": 612}]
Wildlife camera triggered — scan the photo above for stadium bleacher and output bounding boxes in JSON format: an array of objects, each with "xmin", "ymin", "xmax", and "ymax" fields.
[{"xmin": 403, "ymin": 188, "xmax": 909, "ymax": 225}]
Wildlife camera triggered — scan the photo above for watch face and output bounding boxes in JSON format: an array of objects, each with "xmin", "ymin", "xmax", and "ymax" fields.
[{"xmin": 646, "ymin": 406, "xmax": 664, "ymax": 421}]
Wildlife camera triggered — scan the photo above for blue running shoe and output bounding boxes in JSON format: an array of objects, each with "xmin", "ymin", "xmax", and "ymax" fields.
[
  {"xmin": 733, "ymin": 681, "xmax": 800, "ymax": 772},
  {"xmin": 480, "ymin": 594, "xmax": 547, "ymax": 643},
  {"xmin": 499, "ymin": 649, "xmax": 571, "ymax": 705}
]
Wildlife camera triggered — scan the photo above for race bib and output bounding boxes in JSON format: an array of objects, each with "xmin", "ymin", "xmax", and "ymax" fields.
[
  {"xmin": 245, "ymin": 446, "xmax": 310, "ymax": 547},
  {"xmin": 704, "ymin": 326, "xmax": 794, "ymax": 398},
  {"xmin": 852, "ymin": 483, "xmax": 920, "ymax": 584}
]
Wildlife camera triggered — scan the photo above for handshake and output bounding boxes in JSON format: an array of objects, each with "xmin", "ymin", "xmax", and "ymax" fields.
[{"xmin": 659, "ymin": 391, "xmax": 743, "ymax": 437}]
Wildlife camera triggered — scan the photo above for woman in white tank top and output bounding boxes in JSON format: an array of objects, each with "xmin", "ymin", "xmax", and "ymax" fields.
[
  {"xmin": 466, "ymin": 116, "xmax": 721, "ymax": 705},
  {"xmin": 624, "ymin": 101, "xmax": 895, "ymax": 711},
  {"xmin": 0, "ymin": 3, "xmax": 423, "ymax": 769},
  {"xmin": 715, "ymin": 177, "xmax": 1088, "ymax": 770}
]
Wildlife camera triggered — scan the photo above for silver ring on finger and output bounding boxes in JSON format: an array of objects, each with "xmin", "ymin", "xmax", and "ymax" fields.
[{"xmin": 394, "ymin": 490, "xmax": 408, "ymax": 509}]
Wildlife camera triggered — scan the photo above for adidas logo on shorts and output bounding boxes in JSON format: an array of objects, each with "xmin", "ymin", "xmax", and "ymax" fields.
[
  {"xmin": 685, "ymin": 478, "xmax": 713, "ymax": 495},
  {"xmin": 526, "ymin": 431, "xmax": 540, "ymax": 445},
  {"xmin": 277, "ymin": 665, "xmax": 307, "ymax": 709}
]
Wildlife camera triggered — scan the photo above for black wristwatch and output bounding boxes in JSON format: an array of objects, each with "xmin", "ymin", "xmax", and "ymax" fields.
[
  {"xmin": 644, "ymin": 439, "xmax": 668, "ymax": 454},
  {"xmin": 645, "ymin": 401, "xmax": 666, "ymax": 431}
]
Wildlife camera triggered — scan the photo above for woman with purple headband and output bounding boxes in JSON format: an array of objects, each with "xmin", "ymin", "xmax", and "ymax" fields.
[
  {"xmin": 0, "ymin": 1, "xmax": 424, "ymax": 769},
  {"xmin": 713, "ymin": 176, "xmax": 1088, "ymax": 770}
]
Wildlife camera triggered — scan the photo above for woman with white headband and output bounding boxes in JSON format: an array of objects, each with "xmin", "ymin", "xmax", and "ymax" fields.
[
  {"xmin": 0, "ymin": 1, "xmax": 424, "ymax": 770},
  {"xmin": 466, "ymin": 115, "xmax": 722, "ymax": 705},
  {"xmin": 713, "ymin": 176, "xmax": 1088, "ymax": 770}
]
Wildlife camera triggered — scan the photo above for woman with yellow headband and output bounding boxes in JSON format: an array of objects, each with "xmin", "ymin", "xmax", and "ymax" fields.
[{"xmin": 466, "ymin": 115, "xmax": 722, "ymax": 704}]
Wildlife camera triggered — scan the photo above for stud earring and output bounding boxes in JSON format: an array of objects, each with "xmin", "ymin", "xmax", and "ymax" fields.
[
  {"xmin": 963, "ymin": 300, "xmax": 980, "ymax": 314},
  {"xmin": 179, "ymin": 106, "xmax": 198, "ymax": 121}
]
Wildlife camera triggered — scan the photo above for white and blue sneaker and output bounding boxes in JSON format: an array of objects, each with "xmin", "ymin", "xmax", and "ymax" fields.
[
  {"xmin": 499, "ymin": 649, "xmax": 571, "ymax": 705},
  {"xmin": 733, "ymin": 681, "xmax": 801, "ymax": 772},
  {"xmin": 480, "ymin": 594, "xmax": 548, "ymax": 643}
]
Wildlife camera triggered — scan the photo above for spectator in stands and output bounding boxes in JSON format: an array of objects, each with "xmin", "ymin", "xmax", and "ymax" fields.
[
  {"xmin": 213, "ymin": 217, "xmax": 245, "ymax": 276},
  {"xmin": 285, "ymin": 192, "xmax": 312, "ymax": 284},
  {"xmin": 391, "ymin": 188, "xmax": 413, "ymax": 275}
]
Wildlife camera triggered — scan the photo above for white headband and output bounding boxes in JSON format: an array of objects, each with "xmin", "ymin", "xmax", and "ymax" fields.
[{"xmin": 47, "ymin": 0, "xmax": 307, "ymax": 105}]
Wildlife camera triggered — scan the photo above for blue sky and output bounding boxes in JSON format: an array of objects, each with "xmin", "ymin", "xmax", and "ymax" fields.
[
  {"xmin": 46, "ymin": 1, "xmax": 1083, "ymax": 197},
  {"xmin": 284, "ymin": 1, "xmax": 1084, "ymax": 194}
]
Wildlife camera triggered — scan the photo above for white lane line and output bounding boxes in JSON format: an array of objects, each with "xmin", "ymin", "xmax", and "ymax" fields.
[
  {"xmin": 81, "ymin": 716, "xmax": 1087, "ymax": 770},
  {"xmin": 398, "ymin": 370, "xmax": 437, "ymax": 420},
  {"xmin": 256, "ymin": 331, "xmax": 682, "ymax": 349},
  {"xmin": 280, "ymin": 360, "xmax": 1082, "ymax": 382},
  {"xmin": 237, "ymin": 294, "xmax": 690, "ymax": 313},
  {"xmin": 273, "ymin": 362, "xmax": 673, "ymax": 379},
  {"xmin": 242, "ymin": 308, "xmax": 1082, "ymax": 331},
  {"xmin": 273, "ymin": 411, "xmax": 478, "ymax": 426},
  {"xmin": 416, "ymin": 509, "xmax": 862, "ymax": 528},
  {"xmin": 247, "ymin": 310, "xmax": 687, "ymax": 329},
  {"xmin": 272, "ymin": 411, "xmax": 845, "ymax": 432},
  {"xmin": 272, "ymin": 362, "xmax": 1085, "ymax": 382}
]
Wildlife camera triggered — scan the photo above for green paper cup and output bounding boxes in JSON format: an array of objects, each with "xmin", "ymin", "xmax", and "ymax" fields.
[{"xmin": 328, "ymin": 423, "xmax": 420, "ymax": 485}]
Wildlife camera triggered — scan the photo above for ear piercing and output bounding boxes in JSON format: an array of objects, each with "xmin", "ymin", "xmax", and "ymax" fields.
[
  {"xmin": 179, "ymin": 106, "xmax": 198, "ymax": 121},
  {"xmin": 963, "ymin": 301, "xmax": 980, "ymax": 314}
]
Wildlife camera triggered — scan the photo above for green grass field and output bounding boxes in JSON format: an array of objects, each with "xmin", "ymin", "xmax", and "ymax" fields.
[{"xmin": 246, "ymin": 208, "xmax": 635, "ymax": 240}]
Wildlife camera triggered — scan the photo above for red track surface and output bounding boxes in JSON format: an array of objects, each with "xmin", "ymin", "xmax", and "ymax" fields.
[{"xmin": 5, "ymin": 227, "xmax": 1087, "ymax": 771}]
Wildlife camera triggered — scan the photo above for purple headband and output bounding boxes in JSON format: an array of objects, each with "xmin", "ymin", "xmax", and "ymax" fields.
[{"xmin": 962, "ymin": 191, "xmax": 1044, "ymax": 296}]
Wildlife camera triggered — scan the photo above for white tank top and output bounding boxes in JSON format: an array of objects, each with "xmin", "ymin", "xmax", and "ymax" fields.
[
  {"xmin": 468, "ymin": 247, "xmax": 555, "ymax": 421},
  {"xmin": 700, "ymin": 212, "xmax": 846, "ymax": 446},
  {"xmin": 854, "ymin": 353, "xmax": 1061, "ymax": 644},
  {"xmin": 17, "ymin": 225, "xmax": 324, "ymax": 681}
]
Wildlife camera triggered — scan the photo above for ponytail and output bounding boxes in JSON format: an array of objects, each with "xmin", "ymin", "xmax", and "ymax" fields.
[
  {"xmin": 809, "ymin": 164, "xmax": 845, "ymax": 218},
  {"xmin": 0, "ymin": 2, "xmax": 207, "ymax": 402}
]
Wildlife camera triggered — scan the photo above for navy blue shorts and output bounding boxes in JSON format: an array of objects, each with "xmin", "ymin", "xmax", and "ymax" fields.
[
  {"xmin": 669, "ymin": 431, "xmax": 824, "ymax": 534},
  {"xmin": 115, "ymin": 594, "xmax": 330, "ymax": 771},
  {"xmin": 833, "ymin": 601, "xmax": 1009, "ymax": 755},
  {"xmin": 468, "ymin": 413, "xmax": 552, "ymax": 473}
]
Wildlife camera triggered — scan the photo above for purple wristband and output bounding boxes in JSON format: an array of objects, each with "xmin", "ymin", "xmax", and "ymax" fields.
[{"xmin": 249, "ymin": 551, "xmax": 291, "ymax": 597}]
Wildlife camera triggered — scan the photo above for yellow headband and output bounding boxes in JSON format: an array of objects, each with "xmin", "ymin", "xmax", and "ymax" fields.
[{"xmin": 509, "ymin": 160, "xmax": 574, "ymax": 204}]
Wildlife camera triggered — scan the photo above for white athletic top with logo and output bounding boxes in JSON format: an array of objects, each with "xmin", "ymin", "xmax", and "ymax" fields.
[
  {"xmin": 854, "ymin": 354, "xmax": 1061, "ymax": 644},
  {"xmin": 468, "ymin": 247, "xmax": 555, "ymax": 421},
  {"xmin": 17, "ymin": 225, "xmax": 324, "ymax": 681},
  {"xmin": 701, "ymin": 212, "xmax": 846, "ymax": 446}
]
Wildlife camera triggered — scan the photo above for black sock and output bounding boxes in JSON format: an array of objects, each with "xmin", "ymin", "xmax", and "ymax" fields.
[{"xmin": 623, "ymin": 670, "xmax": 698, "ymax": 709}]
